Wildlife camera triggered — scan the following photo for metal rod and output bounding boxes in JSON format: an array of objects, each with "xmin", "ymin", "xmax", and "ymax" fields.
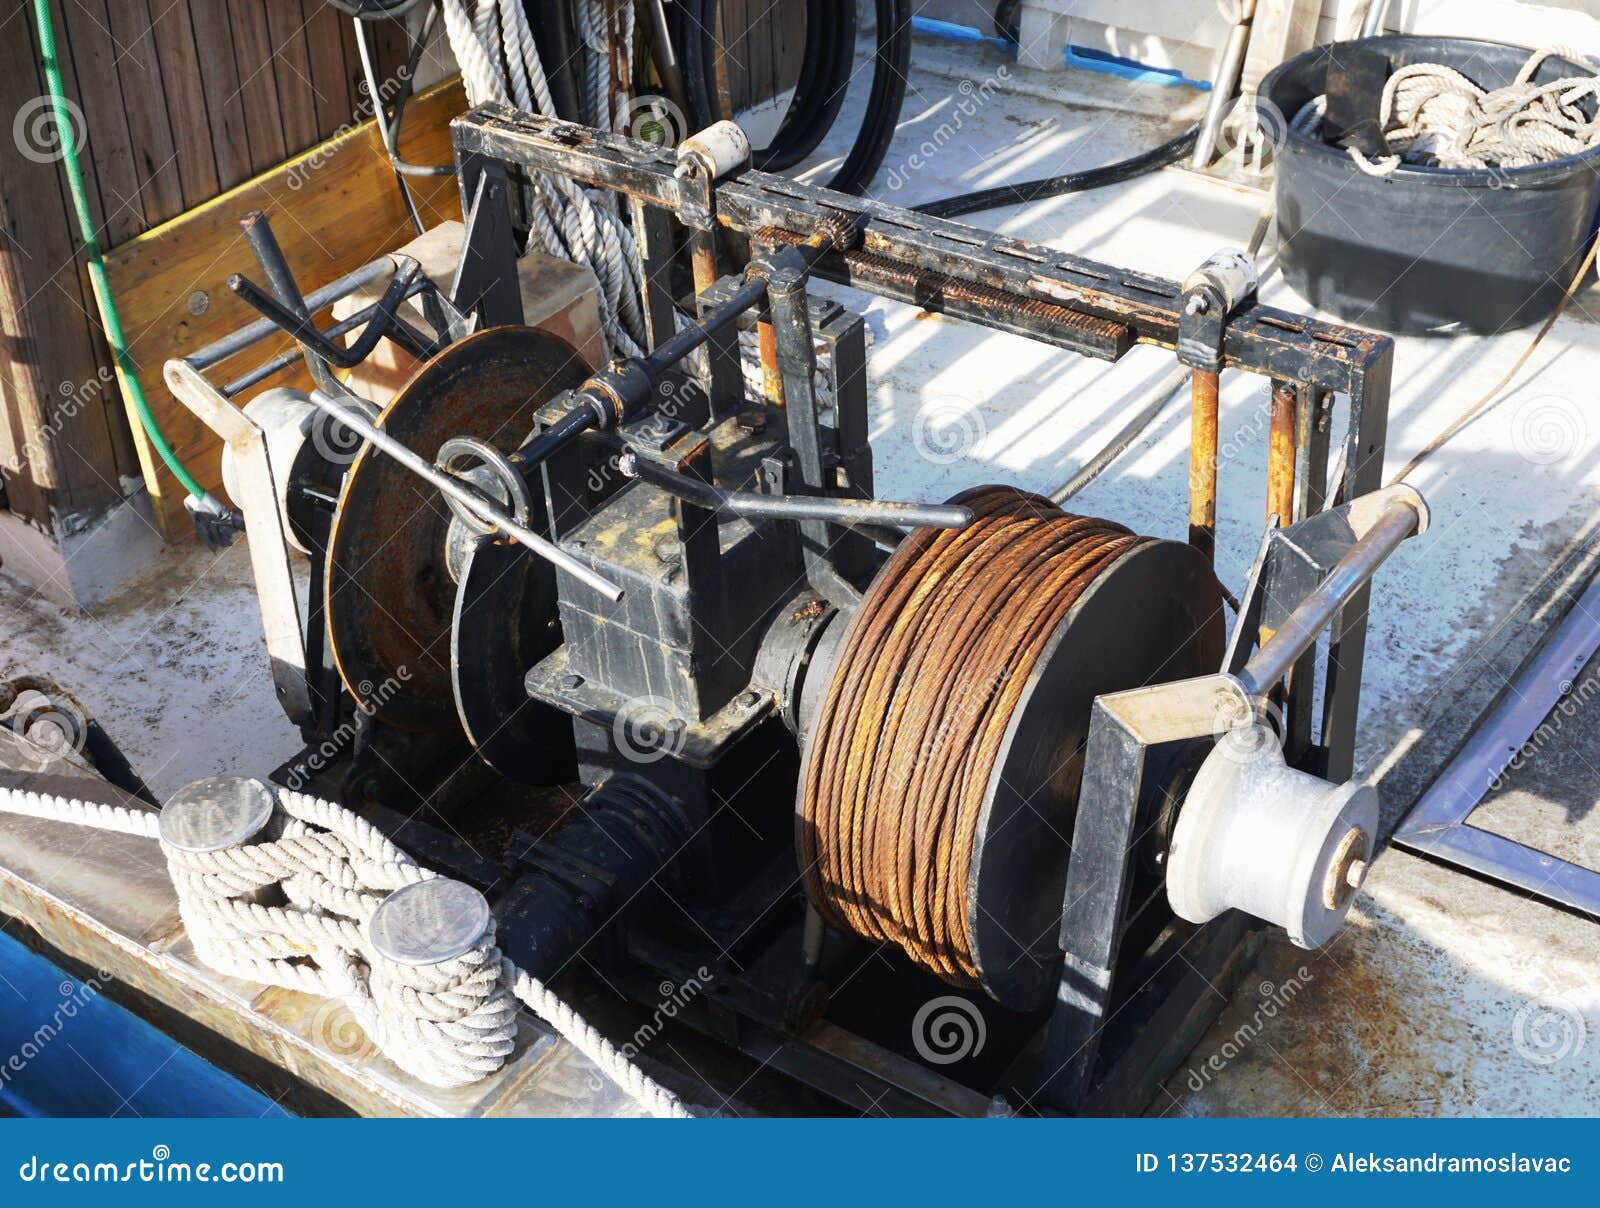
[
  {"xmin": 185, "ymin": 258, "xmax": 397, "ymax": 370},
  {"xmin": 510, "ymin": 405, "xmax": 600, "ymax": 471},
  {"xmin": 1267, "ymin": 380, "xmax": 1297, "ymax": 526},
  {"xmin": 1359, "ymin": 0, "xmax": 1390, "ymax": 38},
  {"xmin": 619, "ymin": 452, "xmax": 973, "ymax": 530},
  {"xmin": 1191, "ymin": 0, "xmax": 1257, "ymax": 169},
  {"xmin": 1238, "ymin": 499, "xmax": 1420, "ymax": 697},
  {"xmin": 306, "ymin": 390, "xmax": 625, "ymax": 602},
  {"xmin": 229, "ymin": 261, "xmax": 420, "ymax": 370},
  {"xmin": 1188, "ymin": 369, "xmax": 1219, "ymax": 561},
  {"xmin": 642, "ymin": 276, "xmax": 769, "ymax": 376}
]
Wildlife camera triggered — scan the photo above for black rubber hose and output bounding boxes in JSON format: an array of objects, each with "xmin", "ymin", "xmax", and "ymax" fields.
[
  {"xmin": 674, "ymin": 0, "xmax": 910, "ymax": 196},
  {"xmin": 913, "ymin": 122, "xmax": 1200, "ymax": 219}
]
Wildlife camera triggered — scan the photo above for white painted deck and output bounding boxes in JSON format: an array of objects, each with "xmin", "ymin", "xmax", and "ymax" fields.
[{"xmin": 1, "ymin": 32, "xmax": 1596, "ymax": 1115}]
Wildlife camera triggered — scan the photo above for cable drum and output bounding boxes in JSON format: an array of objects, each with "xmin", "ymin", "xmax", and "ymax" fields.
[{"xmin": 798, "ymin": 486, "xmax": 1224, "ymax": 1009}]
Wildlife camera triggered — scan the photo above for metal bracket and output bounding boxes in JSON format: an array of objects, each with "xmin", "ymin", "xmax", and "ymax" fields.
[
  {"xmin": 163, "ymin": 361, "xmax": 312, "ymax": 726},
  {"xmin": 1396, "ymin": 565, "xmax": 1600, "ymax": 918}
]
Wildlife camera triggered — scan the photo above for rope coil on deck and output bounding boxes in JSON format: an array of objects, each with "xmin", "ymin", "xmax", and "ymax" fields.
[
  {"xmin": 800, "ymin": 486, "xmax": 1149, "ymax": 986},
  {"xmin": 0, "ymin": 780, "xmax": 692, "ymax": 1117}
]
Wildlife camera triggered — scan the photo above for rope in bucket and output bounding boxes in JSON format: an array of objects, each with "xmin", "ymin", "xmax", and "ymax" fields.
[{"xmin": 1291, "ymin": 46, "xmax": 1600, "ymax": 175}]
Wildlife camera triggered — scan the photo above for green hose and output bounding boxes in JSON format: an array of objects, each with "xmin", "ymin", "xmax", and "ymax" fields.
[{"xmin": 30, "ymin": 0, "xmax": 206, "ymax": 501}]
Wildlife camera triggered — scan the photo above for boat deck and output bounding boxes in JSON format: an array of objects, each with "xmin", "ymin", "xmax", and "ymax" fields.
[{"xmin": 1, "ymin": 32, "xmax": 1596, "ymax": 1115}]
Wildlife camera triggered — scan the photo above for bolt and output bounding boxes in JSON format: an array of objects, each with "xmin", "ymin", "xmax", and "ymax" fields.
[
  {"xmin": 736, "ymin": 690, "xmax": 761, "ymax": 709},
  {"xmin": 1185, "ymin": 294, "xmax": 1210, "ymax": 316},
  {"xmin": 1322, "ymin": 827, "xmax": 1369, "ymax": 910}
]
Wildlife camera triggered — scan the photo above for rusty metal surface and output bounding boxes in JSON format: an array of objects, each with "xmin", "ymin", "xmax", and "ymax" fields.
[
  {"xmin": 327, "ymin": 326, "xmax": 590, "ymax": 731},
  {"xmin": 1188, "ymin": 370, "xmax": 1219, "ymax": 562},
  {"xmin": 754, "ymin": 226, "xmax": 1134, "ymax": 359},
  {"xmin": 1268, "ymin": 380, "xmax": 1298, "ymax": 527}
]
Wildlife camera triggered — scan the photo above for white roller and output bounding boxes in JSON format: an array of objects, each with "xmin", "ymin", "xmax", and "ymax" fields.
[{"xmin": 1166, "ymin": 724, "xmax": 1377, "ymax": 948}]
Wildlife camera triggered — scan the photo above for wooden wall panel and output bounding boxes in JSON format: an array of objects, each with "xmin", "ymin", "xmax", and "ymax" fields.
[
  {"xmin": 0, "ymin": 1, "xmax": 422, "ymax": 544},
  {"xmin": 102, "ymin": 79, "xmax": 468, "ymax": 539}
]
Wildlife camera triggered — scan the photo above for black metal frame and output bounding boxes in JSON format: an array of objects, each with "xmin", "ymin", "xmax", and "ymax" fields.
[
  {"xmin": 450, "ymin": 105, "xmax": 1394, "ymax": 783},
  {"xmin": 437, "ymin": 106, "xmax": 1399, "ymax": 1116},
  {"xmin": 168, "ymin": 103, "xmax": 1401, "ymax": 1115}
]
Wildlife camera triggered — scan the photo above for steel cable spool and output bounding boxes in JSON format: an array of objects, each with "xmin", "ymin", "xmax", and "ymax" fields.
[{"xmin": 799, "ymin": 486, "xmax": 1224, "ymax": 1010}]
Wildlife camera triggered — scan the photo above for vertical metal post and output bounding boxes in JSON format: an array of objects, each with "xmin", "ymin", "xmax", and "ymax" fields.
[
  {"xmin": 767, "ymin": 264, "xmax": 859, "ymax": 607},
  {"xmin": 1267, "ymin": 380, "xmax": 1297, "ymax": 527},
  {"xmin": 629, "ymin": 199, "xmax": 678, "ymax": 351},
  {"xmin": 1320, "ymin": 345, "xmax": 1392, "ymax": 780},
  {"xmin": 454, "ymin": 158, "xmax": 525, "ymax": 328},
  {"xmin": 1189, "ymin": 369, "xmax": 1220, "ymax": 562}
]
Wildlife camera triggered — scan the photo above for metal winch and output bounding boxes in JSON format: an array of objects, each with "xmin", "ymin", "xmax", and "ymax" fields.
[{"xmin": 167, "ymin": 111, "xmax": 1421, "ymax": 1115}]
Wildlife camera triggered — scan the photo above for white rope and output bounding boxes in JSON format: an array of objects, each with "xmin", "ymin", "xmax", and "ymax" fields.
[
  {"xmin": 0, "ymin": 779, "xmax": 693, "ymax": 1117},
  {"xmin": 439, "ymin": 0, "xmax": 649, "ymax": 358},
  {"xmin": 1292, "ymin": 47, "xmax": 1600, "ymax": 176}
]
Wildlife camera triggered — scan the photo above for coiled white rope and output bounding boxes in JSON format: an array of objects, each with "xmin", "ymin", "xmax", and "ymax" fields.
[
  {"xmin": 0, "ymin": 779, "xmax": 693, "ymax": 1118},
  {"xmin": 440, "ymin": 0, "xmax": 648, "ymax": 358},
  {"xmin": 1292, "ymin": 47, "xmax": 1600, "ymax": 176}
]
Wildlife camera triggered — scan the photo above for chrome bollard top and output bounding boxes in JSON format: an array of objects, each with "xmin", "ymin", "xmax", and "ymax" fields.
[
  {"xmin": 158, "ymin": 776, "xmax": 275, "ymax": 853},
  {"xmin": 367, "ymin": 878, "xmax": 493, "ymax": 966}
]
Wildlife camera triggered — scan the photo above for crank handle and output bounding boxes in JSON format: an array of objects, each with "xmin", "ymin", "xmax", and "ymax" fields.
[
  {"xmin": 617, "ymin": 451, "xmax": 973, "ymax": 531},
  {"xmin": 305, "ymin": 390, "xmax": 625, "ymax": 603}
]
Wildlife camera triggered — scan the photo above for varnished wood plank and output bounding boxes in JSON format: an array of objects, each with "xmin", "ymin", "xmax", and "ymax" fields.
[
  {"xmin": 53, "ymin": 0, "xmax": 144, "ymax": 246},
  {"xmin": 148, "ymin": 0, "xmax": 221, "ymax": 208},
  {"xmin": 101, "ymin": 78, "xmax": 467, "ymax": 538},
  {"xmin": 187, "ymin": 0, "xmax": 254, "ymax": 191},
  {"xmin": 305, "ymin": 0, "xmax": 353, "ymax": 138},
  {"xmin": 225, "ymin": 0, "xmax": 288, "ymax": 173},
  {"xmin": 106, "ymin": 0, "xmax": 184, "ymax": 228},
  {"xmin": 265, "ymin": 1, "xmax": 321, "ymax": 156},
  {"xmin": 0, "ymin": 4, "xmax": 128, "ymax": 524}
]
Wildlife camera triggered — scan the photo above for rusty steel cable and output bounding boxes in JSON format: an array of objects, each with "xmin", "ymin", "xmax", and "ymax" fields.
[{"xmin": 800, "ymin": 486, "xmax": 1152, "ymax": 986}]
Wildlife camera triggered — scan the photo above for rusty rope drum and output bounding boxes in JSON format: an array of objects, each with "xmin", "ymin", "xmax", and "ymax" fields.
[{"xmin": 799, "ymin": 485, "xmax": 1225, "ymax": 1010}]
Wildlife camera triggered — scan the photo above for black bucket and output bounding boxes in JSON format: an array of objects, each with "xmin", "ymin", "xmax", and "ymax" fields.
[{"xmin": 1260, "ymin": 36, "xmax": 1600, "ymax": 335}]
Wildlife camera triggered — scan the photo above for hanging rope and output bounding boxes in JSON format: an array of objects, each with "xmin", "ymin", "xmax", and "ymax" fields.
[
  {"xmin": 0, "ymin": 778, "xmax": 693, "ymax": 1117},
  {"xmin": 800, "ymin": 486, "xmax": 1148, "ymax": 985},
  {"xmin": 440, "ymin": 0, "xmax": 648, "ymax": 358},
  {"xmin": 1292, "ymin": 47, "xmax": 1600, "ymax": 176}
]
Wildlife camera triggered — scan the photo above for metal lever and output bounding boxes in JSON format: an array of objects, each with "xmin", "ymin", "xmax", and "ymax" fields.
[
  {"xmin": 305, "ymin": 390, "xmax": 625, "ymax": 603},
  {"xmin": 228, "ymin": 260, "xmax": 435, "ymax": 369},
  {"xmin": 1237, "ymin": 489, "xmax": 1426, "ymax": 701},
  {"xmin": 618, "ymin": 451, "xmax": 973, "ymax": 531}
]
